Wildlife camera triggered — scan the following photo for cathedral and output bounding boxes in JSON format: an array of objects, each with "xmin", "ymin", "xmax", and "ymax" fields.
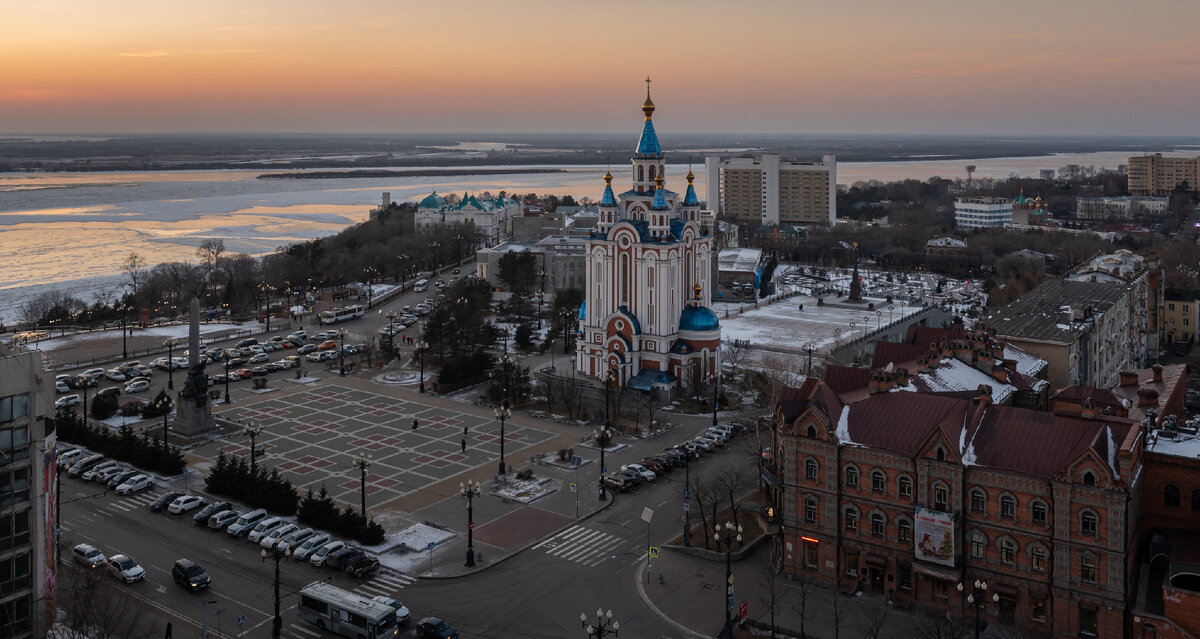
[{"xmin": 574, "ymin": 82, "xmax": 721, "ymax": 395}]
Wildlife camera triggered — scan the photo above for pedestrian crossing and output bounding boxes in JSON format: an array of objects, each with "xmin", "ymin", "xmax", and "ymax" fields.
[
  {"xmin": 531, "ymin": 524, "xmax": 637, "ymax": 568},
  {"xmin": 61, "ymin": 490, "xmax": 158, "ymax": 531}
]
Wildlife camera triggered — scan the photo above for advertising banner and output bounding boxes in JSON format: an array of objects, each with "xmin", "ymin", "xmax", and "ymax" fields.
[{"xmin": 914, "ymin": 506, "xmax": 955, "ymax": 567}]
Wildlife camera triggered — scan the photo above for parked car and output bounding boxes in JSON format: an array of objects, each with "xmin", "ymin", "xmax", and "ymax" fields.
[
  {"xmin": 318, "ymin": 340, "xmax": 337, "ymax": 351},
  {"xmin": 289, "ymin": 329, "xmax": 307, "ymax": 340},
  {"xmin": 193, "ymin": 501, "xmax": 232, "ymax": 526},
  {"xmin": 68, "ymin": 454, "xmax": 106, "ymax": 477},
  {"xmin": 309, "ymin": 540, "xmax": 346, "ymax": 567},
  {"xmin": 149, "ymin": 491, "xmax": 185, "ymax": 513},
  {"xmin": 247, "ymin": 516, "xmax": 287, "ymax": 544},
  {"xmin": 56, "ymin": 380, "xmax": 71, "ymax": 393},
  {"xmin": 207, "ymin": 509, "xmax": 240, "ymax": 531},
  {"xmin": 276, "ymin": 528, "xmax": 315, "ymax": 554},
  {"xmin": 291, "ymin": 532, "xmax": 332, "ymax": 561},
  {"xmin": 94, "ymin": 387, "xmax": 121, "ymax": 401},
  {"xmin": 168, "ymin": 495, "xmax": 205, "ymax": 514},
  {"xmin": 82, "ymin": 460, "xmax": 121, "ymax": 482},
  {"xmin": 235, "ymin": 368, "xmax": 253, "ymax": 379},
  {"xmin": 601, "ymin": 474, "xmax": 631, "ymax": 492},
  {"xmin": 172, "ymin": 558, "xmax": 211, "ymax": 592},
  {"xmin": 621, "ymin": 464, "xmax": 656, "ymax": 482},
  {"xmin": 106, "ymin": 554, "xmax": 146, "ymax": 583},
  {"xmin": 640, "ymin": 459, "xmax": 665, "ymax": 474},
  {"xmin": 72, "ymin": 543, "xmax": 106, "ymax": 569},
  {"xmin": 124, "ymin": 379, "xmax": 150, "ymax": 394},
  {"xmin": 57, "ymin": 448, "xmax": 85, "ymax": 469},
  {"xmin": 372, "ymin": 595, "xmax": 411, "ymax": 625},
  {"xmin": 305, "ymin": 352, "xmax": 324, "ymax": 363},
  {"xmin": 235, "ymin": 338, "xmax": 258, "ymax": 348},
  {"xmin": 227, "ymin": 357, "xmax": 248, "ymax": 367},
  {"xmin": 104, "ymin": 468, "xmax": 139, "ymax": 488},
  {"xmin": 280, "ymin": 340, "xmax": 298, "ymax": 349},
  {"xmin": 248, "ymin": 353, "xmax": 269, "ymax": 364},
  {"xmin": 615, "ymin": 469, "xmax": 643, "ymax": 486},
  {"xmin": 326, "ymin": 547, "xmax": 364, "ymax": 571},
  {"xmin": 116, "ymin": 474, "xmax": 154, "ymax": 495},
  {"xmin": 104, "ymin": 369, "xmax": 126, "ymax": 382},
  {"xmin": 417, "ymin": 617, "xmax": 460, "ymax": 639},
  {"xmin": 689, "ymin": 437, "xmax": 716, "ymax": 452},
  {"xmin": 260, "ymin": 523, "xmax": 300, "ymax": 549},
  {"xmin": 346, "ymin": 553, "xmax": 380, "ymax": 578},
  {"xmin": 227, "ymin": 508, "xmax": 269, "ymax": 537},
  {"xmin": 55, "ymin": 394, "xmax": 82, "ymax": 409}
]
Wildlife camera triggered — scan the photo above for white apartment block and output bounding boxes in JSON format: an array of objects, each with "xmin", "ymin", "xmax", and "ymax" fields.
[
  {"xmin": 705, "ymin": 154, "xmax": 836, "ymax": 228},
  {"xmin": 954, "ymin": 197, "xmax": 1013, "ymax": 229}
]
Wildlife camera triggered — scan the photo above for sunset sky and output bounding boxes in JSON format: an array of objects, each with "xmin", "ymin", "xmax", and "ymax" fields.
[{"xmin": 3, "ymin": 0, "xmax": 1198, "ymax": 135}]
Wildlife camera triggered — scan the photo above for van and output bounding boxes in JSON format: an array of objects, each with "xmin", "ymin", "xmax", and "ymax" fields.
[
  {"xmin": 414, "ymin": 279, "xmax": 429, "ymax": 292},
  {"xmin": 69, "ymin": 454, "xmax": 106, "ymax": 477},
  {"xmin": 226, "ymin": 508, "xmax": 268, "ymax": 538},
  {"xmin": 235, "ymin": 338, "xmax": 258, "ymax": 348},
  {"xmin": 57, "ymin": 448, "xmax": 85, "ymax": 469},
  {"xmin": 246, "ymin": 516, "xmax": 286, "ymax": 543}
]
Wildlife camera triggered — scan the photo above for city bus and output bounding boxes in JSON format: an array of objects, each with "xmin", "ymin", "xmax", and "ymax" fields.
[
  {"xmin": 413, "ymin": 279, "xmax": 429, "ymax": 292},
  {"xmin": 297, "ymin": 580, "xmax": 398, "ymax": 638},
  {"xmin": 319, "ymin": 304, "xmax": 364, "ymax": 325}
]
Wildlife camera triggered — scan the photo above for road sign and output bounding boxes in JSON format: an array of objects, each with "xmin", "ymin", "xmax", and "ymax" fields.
[
  {"xmin": 682, "ymin": 502, "xmax": 689, "ymax": 511},
  {"xmin": 237, "ymin": 615, "xmax": 245, "ymax": 627},
  {"xmin": 427, "ymin": 541, "xmax": 436, "ymax": 551},
  {"xmin": 727, "ymin": 593, "xmax": 734, "ymax": 612},
  {"xmin": 649, "ymin": 546, "xmax": 659, "ymax": 558},
  {"xmin": 739, "ymin": 601, "xmax": 748, "ymax": 621},
  {"xmin": 469, "ymin": 521, "xmax": 474, "ymax": 530},
  {"xmin": 569, "ymin": 482, "xmax": 577, "ymax": 493},
  {"xmin": 641, "ymin": 507, "xmax": 654, "ymax": 523}
]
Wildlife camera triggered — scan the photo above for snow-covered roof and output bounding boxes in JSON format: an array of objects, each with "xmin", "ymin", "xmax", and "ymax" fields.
[
  {"xmin": 894, "ymin": 358, "xmax": 1016, "ymax": 405},
  {"xmin": 718, "ymin": 248, "xmax": 762, "ymax": 273},
  {"xmin": 926, "ymin": 237, "xmax": 966, "ymax": 248}
]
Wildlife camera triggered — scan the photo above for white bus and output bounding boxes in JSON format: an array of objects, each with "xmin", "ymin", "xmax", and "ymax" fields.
[
  {"xmin": 297, "ymin": 581, "xmax": 399, "ymax": 638},
  {"xmin": 319, "ymin": 304, "xmax": 364, "ymax": 325},
  {"xmin": 413, "ymin": 279, "xmax": 429, "ymax": 292}
]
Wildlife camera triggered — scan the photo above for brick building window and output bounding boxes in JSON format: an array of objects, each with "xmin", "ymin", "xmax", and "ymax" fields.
[
  {"xmin": 1000, "ymin": 495, "xmax": 1016, "ymax": 519},
  {"xmin": 1165, "ymin": 484, "xmax": 1180, "ymax": 508},
  {"xmin": 1193, "ymin": 489, "xmax": 1200, "ymax": 512},
  {"xmin": 805, "ymin": 498, "xmax": 817, "ymax": 523},
  {"xmin": 845, "ymin": 550, "xmax": 859, "ymax": 577},
  {"xmin": 1081, "ymin": 554, "xmax": 1097, "ymax": 584},
  {"xmin": 1031, "ymin": 500, "xmax": 1048, "ymax": 524},
  {"xmin": 871, "ymin": 513, "xmax": 885, "ymax": 536},
  {"xmin": 999, "ymin": 538, "xmax": 1017, "ymax": 565},
  {"xmin": 844, "ymin": 507, "xmax": 859, "ymax": 532},
  {"xmin": 871, "ymin": 470, "xmax": 886, "ymax": 492},
  {"xmin": 933, "ymin": 484, "xmax": 949, "ymax": 512},
  {"xmin": 1081, "ymin": 511, "xmax": 1098, "ymax": 536},
  {"xmin": 898, "ymin": 563, "xmax": 912, "ymax": 590},
  {"xmin": 1079, "ymin": 604, "xmax": 1098, "ymax": 636},
  {"xmin": 969, "ymin": 530, "xmax": 986, "ymax": 559},
  {"xmin": 1031, "ymin": 595, "xmax": 1047, "ymax": 622},
  {"xmin": 1031, "ymin": 545, "xmax": 1048, "ymax": 572},
  {"xmin": 803, "ymin": 539, "xmax": 818, "ymax": 569},
  {"xmin": 898, "ymin": 518, "xmax": 912, "ymax": 543},
  {"xmin": 845, "ymin": 466, "xmax": 859, "ymax": 488},
  {"xmin": 970, "ymin": 489, "xmax": 986, "ymax": 512},
  {"xmin": 898, "ymin": 476, "xmax": 912, "ymax": 498},
  {"xmin": 805, "ymin": 459, "xmax": 818, "ymax": 480}
]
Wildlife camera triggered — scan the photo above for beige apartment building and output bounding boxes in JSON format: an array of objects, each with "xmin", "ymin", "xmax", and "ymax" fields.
[
  {"xmin": 705, "ymin": 154, "xmax": 836, "ymax": 228},
  {"xmin": 1128, "ymin": 153, "xmax": 1200, "ymax": 197}
]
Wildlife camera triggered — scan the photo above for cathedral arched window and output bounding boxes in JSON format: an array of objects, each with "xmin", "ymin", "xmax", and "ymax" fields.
[
  {"xmin": 638, "ymin": 166, "xmax": 644, "ymax": 182},
  {"xmin": 648, "ymin": 165, "xmax": 656, "ymax": 181},
  {"xmin": 620, "ymin": 254, "xmax": 630, "ymax": 307}
]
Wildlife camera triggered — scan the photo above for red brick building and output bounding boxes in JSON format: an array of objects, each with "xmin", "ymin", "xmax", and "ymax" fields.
[{"xmin": 767, "ymin": 379, "xmax": 1144, "ymax": 638}]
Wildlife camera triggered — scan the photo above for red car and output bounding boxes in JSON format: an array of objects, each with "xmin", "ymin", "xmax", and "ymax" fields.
[
  {"xmin": 279, "ymin": 340, "xmax": 296, "ymax": 349},
  {"xmin": 235, "ymin": 368, "xmax": 254, "ymax": 379},
  {"xmin": 317, "ymin": 340, "xmax": 337, "ymax": 351},
  {"xmin": 640, "ymin": 459, "xmax": 665, "ymax": 474}
]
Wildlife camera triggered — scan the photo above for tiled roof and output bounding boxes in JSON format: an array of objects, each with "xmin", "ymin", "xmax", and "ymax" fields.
[
  {"xmin": 871, "ymin": 341, "xmax": 927, "ymax": 369},
  {"xmin": 984, "ymin": 278, "xmax": 1130, "ymax": 343},
  {"xmin": 972, "ymin": 405, "xmax": 1132, "ymax": 479},
  {"xmin": 842, "ymin": 392, "xmax": 971, "ymax": 457},
  {"xmin": 823, "ymin": 365, "xmax": 870, "ymax": 395},
  {"xmin": 1053, "ymin": 385, "xmax": 1126, "ymax": 410}
]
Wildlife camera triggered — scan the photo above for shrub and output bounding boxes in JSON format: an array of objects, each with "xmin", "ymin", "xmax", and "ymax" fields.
[
  {"xmin": 514, "ymin": 322, "xmax": 534, "ymax": 350},
  {"xmin": 90, "ymin": 394, "xmax": 117, "ymax": 420},
  {"xmin": 437, "ymin": 351, "xmax": 495, "ymax": 385}
]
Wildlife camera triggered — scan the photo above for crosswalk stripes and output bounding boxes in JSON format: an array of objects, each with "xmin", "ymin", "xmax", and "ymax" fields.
[
  {"xmin": 532, "ymin": 524, "xmax": 634, "ymax": 568},
  {"xmin": 285, "ymin": 622, "xmax": 322, "ymax": 638},
  {"xmin": 350, "ymin": 567, "xmax": 417, "ymax": 598}
]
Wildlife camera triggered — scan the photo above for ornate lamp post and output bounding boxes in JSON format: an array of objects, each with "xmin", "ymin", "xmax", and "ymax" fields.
[
  {"xmin": 580, "ymin": 609, "xmax": 619, "ymax": 637},
  {"xmin": 164, "ymin": 338, "xmax": 177, "ymax": 389},
  {"xmin": 161, "ymin": 395, "xmax": 174, "ymax": 447},
  {"xmin": 352, "ymin": 451, "xmax": 372, "ymax": 520},
  {"xmin": 876, "ymin": 309, "xmax": 883, "ymax": 331},
  {"xmin": 338, "ymin": 328, "xmax": 346, "ymax": 377},
  {"xmin": 802, "ymin": 343, "xmax": 817, "ymax": 376},
  {"xmin": 417, "ymin": 340, "xmax": 428, "ymax": 393},
  {"xmin": 460, "ymin": 479, "xmax": 481, "ymax": 567},
  {"xmin": 242, "ymin": 419, "xmax": 262, "ymax": 477},
  {"xmin": 260, "ymin": 546, "xmax": 291, "ymax": 638},
  {"xmin": 594, "ymin": 420, "xmax": 613, "ymax": 501},
  {"xmin": 710, "ymin": 371, "xmax": 721, "ymax": 427},
  {"xmin": 223, "ymin": 357, "xmax": 232, "ymax": 404},
  {"xmin": 957, "ymin": 579, "xmax": 997, "ymax": 639},
  {"xmin": 494, "ymin": 402, "xmax": 511, "ymax": 477},
  {"xmin": 120, "ymin": 304, "xmax": 129, "ymax": 359},
  {"xmin": 715, "ymin": 520, "xmax": 744, "ymax": 638}
]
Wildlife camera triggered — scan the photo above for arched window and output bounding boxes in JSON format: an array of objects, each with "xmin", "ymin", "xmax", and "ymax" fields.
[
  {"xmin": 898, "ymin": 518, "xmax": 912, "ymax": 543},
  {"xmin": 871, "ymin": 470, "xmax": 886, "ymax": 492},
  {"xmin": 1082, "ymin": 471, "xmax": 1096, "ymax": 486},
  {"xmin": 871, "ymin": 513, "xmax": 886, "ymax": 536},
  {"xmin": 1000, "ymin": 495, "xmax": 1017, "ymax": 519},
  {"xmin": 805, "ymin": 497, "xmax": 817, "ymax": 523},
  {"xmin": 1031, "ymin": 499, "xmax": 1048, "ymax": 524},
  {"xmin": 619, "ymin": 254, "xmax": 630, "ymax": 307},
  {"xmin": 936, "ymin": 447, "xmax": 946, "ymax": 461},
  {"xmin": 898, "ymin": 475, "xmax": 913, "ymax": 499},
  {"xmin": 844, "ymin": 507, "xmax": 859, "ymax": 531},
  {"xmin": 638, "ymin": 166, "xmax": 644, "ymax": 182},
  {"xmin": 806, "ymin": 425, "xmax": 817, "ymax": 438},
  {"xmin": 1081, "ymin": 511, "xmax": 1098, "ymax": 535},
  {"xmin": 844, "ymin": 466, "xmax": 859, "ymax": 488},
  {"xmin": 648, "ymin": 165, "xmax": 656, "ymax": 181},
  {"xmin": 1030, "ymin": 544, "xmax": 1048, "ymax": 572},
  {"xmin": 1165, "ymin": 484, "xmax": 1180, "ymax": 508},
  {"xmin": 1080, "ymin": 553, "xmax": 1097, "ymax": 584},
  {"xmin": 933, "ymin": 483, "xmax": 949, "ymax": 511},
  {"xmin": 970, "ymin": 489, "xmax": 987, "ymax": 512},
  {"xmin": 999, "ymin": 538, "xmax": 1017, "ymax": 564},
  {"xmin": 968, "ymin": 530, "xmax": 987, "ymax": 558},
  {"xmin": 804, "ymin": 459, "xmax": 818, "ymax": 480}
]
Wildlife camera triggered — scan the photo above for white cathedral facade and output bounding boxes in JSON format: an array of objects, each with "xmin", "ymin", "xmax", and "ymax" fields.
[{"xmin": 575, "ymin": 84, "xmax": 721, "ymax": 394}]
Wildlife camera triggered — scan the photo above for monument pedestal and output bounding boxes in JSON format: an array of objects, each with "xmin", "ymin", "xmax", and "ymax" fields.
[{"xmin": 174, "ymin": 391, "xmax": 215, "ymax": 435}]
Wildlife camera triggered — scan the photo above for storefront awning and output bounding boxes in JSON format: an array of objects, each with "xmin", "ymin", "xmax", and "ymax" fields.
[
  {"xmin": 992, "ymin": 583, "xmax": 1019, "ymax": 598},
  {"xmin": 866, "ymin": 554, "xmax": 888, "ymax": 568},
  {"xmin": 913, "ymin": 561, "xmax": 961, "ymax": 582}
]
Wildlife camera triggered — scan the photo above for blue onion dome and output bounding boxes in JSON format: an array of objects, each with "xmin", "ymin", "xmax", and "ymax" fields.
[
  {"xmin": 679, "ymin": 305, "xmax": 720, "ymax": 331},
  {"xmin": 636, "ymin": 84, "xmax": 661, "ymax": 156},
  {"xmin": 683, "ymin": 168, "xmax": 700, "ymax": 206},
  {"xmin": 600, "ymin": 170, "xmax": 617, "ymax": 206}
]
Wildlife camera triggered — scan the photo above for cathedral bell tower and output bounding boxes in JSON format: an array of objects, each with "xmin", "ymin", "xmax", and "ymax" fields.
[{"xmin": 632, "ymin": 77, "xmax": 664, "ymax": 197}]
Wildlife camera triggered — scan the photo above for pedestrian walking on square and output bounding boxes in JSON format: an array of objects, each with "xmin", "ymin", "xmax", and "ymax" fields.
[
  {"xmin": 461, "ymin": 438, "xmax": 467, "ymax": 452},
  {"xmin": 412, "ymin": 418, "xmax": 419, "ymax": 430}
]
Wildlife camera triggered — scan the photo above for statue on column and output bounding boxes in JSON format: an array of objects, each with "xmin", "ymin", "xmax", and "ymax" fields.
[{"xmin": 848, "ymin": 242, "xmax": 863, "ymax": 302}]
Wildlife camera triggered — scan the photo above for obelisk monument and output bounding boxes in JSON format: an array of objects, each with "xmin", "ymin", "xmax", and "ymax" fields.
[{"xmin": 174, "ymin": 297, "xmax": 215, "ymax": 434}]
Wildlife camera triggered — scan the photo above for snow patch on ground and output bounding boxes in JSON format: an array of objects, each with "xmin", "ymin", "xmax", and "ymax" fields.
[
  {"xmin": 33, "ymin": 322, "xmax": 249, "ymax": 352},
  {"xmin": 491, "ymin": 476, "xmax": 557, "ymax": 503}
]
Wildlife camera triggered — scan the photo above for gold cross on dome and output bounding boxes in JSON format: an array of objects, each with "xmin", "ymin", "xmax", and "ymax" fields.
[{"xmin": 646, "ymin": 76, "xmax": 651, "ymax": 94}]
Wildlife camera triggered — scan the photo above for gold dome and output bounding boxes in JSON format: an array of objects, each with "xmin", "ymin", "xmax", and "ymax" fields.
[
  {"xmin": 655, "ymin": 174, "xmax": 664, "ymax": 188},
  {"xmin": 693, "ymin": 281, "xmax": 702, "ymax": 300},
  {"xmin": 686, "ymin": 168, "xmax": 695, "ymax": 183},
  {"xmin": 604, "ymin": 169, "xmax": 613, "ymax": 183},
  {"xmin": 642, "ymin": 76, "xmax": 655, "ymax": 119}
]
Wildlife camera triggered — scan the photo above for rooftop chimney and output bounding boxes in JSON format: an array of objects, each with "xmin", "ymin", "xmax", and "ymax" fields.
[
  {"xmin": 1138, "ymin": 387, "xmax": 1159, "ymax": 408},
  {"xmin": 1152, "ymin": 364, "xmax": 1163, "ymax": 383},
  {"xmin": 1118, "ymin": 371, "xmax": 1139, "ymax": 387}
]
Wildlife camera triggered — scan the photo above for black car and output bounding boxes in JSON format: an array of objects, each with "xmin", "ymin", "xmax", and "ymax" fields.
[
  {"xmin": 227, "ymin": 357, "xmax": 248, "ymax": 367},
  {"xmin": 192, "ymin": 501, "xmax": 232, "ymax": 526},
  {"xmin": 149, "ymin": 491, "xmax": 185, "ymax": 513},
  {"xmin": 106, "ymin": 469, "xmax": 140, "ymax": 489},
  {"xmin": 417, "ymin": 617, "xmax": 459, "ymax": 639},
  {"xmin": 251, "ymin": 366, "xmax": 269, "ymax": 377},
  {"xmin": 171, "ymin": 558, "xmax": 211, "ymax": 592}
]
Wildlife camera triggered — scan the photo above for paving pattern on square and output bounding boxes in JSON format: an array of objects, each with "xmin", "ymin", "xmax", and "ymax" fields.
[{"xmin": 190, "ymin": 384, "xmax": 555, "ymax": 509}]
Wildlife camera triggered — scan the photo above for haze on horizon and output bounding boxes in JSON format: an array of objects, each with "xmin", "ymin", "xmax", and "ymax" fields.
[{"xmin": 3, "ymin": 0, "xmax": 1198, "ymax": 137}]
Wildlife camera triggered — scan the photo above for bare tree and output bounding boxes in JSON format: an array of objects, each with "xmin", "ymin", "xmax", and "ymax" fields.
[
  {"xmin": 716, "ymin": 462, "xmax": 751, "ymax": 521},
  {"xmin": 121, "ymin": 252, "xmax": 147, "ymax": 296},
  {"xmin": 907, "ymin": 612, "xmax": 970, "ymax": 639},
  {"xmin": 857, "ymin": 602, "xmax": 892, "ymax": 639},
  {"xmin": 50, "ymin": 564, "xmax": 155, "ymax": 638},
  {"xmin": 690, "ymin": 471, "xmax": 718, "ymax": 547},
  {"xmin": 789, "ymin": 572, "xmax": 816, "ymax": 638},
  {"xmin": 830, "ymin": 588, "xmax": 849, "ymax": 639},
  {"xmin": 758, "ymin": 550, "xmax": 786, "ymax": 638},
  {"xmin": 197, "ymin": 238, "xmax": 225, "ymax": 272}
]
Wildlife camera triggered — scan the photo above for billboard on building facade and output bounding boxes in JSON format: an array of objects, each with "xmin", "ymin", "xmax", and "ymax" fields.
[{"xmin": 914, "ymin": 506, "xmax": 955, "ymax": 567}]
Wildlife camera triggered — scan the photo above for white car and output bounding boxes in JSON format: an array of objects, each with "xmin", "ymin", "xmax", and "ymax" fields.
[
  {"xmin": 56, "ymin": 380, "xmax": 71, "ymax": 394},
  {"xmin": 688, "ymin": 438, "xmax": 715, "ymax": 453},
  {"xmin": 95, "ymin": 464, "xmax": 131, "ymax": 484},
  {"xmin": 274, "ymin": 359, "xmax": 293, "ymax": 370},
  {"xmin": 621, "ymin": 464, "xmax": 656, "ymax": 482},
  {"xmin": 247, "ymin": 517, "xmax": 286, "ymax": 544},
  {"xmin": 372, "ymin": 595, "xmax": 411, "ymax": 625},
  {"xmin": 57, "ymin": 448, "xmax": 85, "ymax": 469},
  {"xmin": 106, "ymin": 554, "xmax": 146, "ymax": 583},
  {"xmin": 305, "ymin": 352, "xmax": 324, "ymax": 363},
  {"xmin": 172, "ymin": 356, "xmax": 189, "ymax": 368},
  {"xmin": 167, "ymin": 495, "xmax": 205, "ymax": 514},
  {"xmin": 82, "ymin": 368, "xmax": 106, "ymax": 380},
  {"xmin": 104, "ymin": 369, "xmax": 127, "ymax": 382},
  {"xmin": 248, "ymin": 353, "xmax": 269, "ymax": 364},
  {"xmin": 260, "ymin": 523, "xmax": 300, "ymax": 550},
  {"xmin": 309, "ymin": 540, "xmax": 346, "ymax": 567},
  {"xmin": 291, "ymin": 532, "xmax": 332, "ymax": 561},
  {"xmin": 115, "ymin": 474, "xmax": 153, "ymax": 495},
  {"xmin": 276, "ymin": 528, "xmax": 315, "ymax": 554},
  {"xmin": 82, "ymin": 460, "xmax": 121, "ymax": 482},
  {"xmin": 124, "ymin": 379, "xmax": 150, "ymax": 393},
  {"xmin": 56, "ymin": 394, "xmax": 81, "ymax": 409},
  {"xmin": 696, "ymin": 433, "xmax": 724, "ymax": 447}
]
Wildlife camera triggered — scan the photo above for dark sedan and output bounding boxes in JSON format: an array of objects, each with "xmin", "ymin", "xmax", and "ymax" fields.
[{"xmin": 149, "ymin": 491, "xmax": 185, "ymax": 513}]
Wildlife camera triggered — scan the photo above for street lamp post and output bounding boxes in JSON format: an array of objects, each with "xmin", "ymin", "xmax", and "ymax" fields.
[
  {"xmin": 594, "ymin": 420, "xmax": 613, "ymax": 501},
  {"xmin": 876, "ymin": 309, "xmax": 882, "ymax": 331},
  {"xmin": 710, "ymin": 372, "xmax": 721, "ymax": 428},
  {"xmin": 460, "ymin": 479, "xmax": 481, "ymax": 567},
  {"xmin": 260, "ymin": 546, "xmax": 291, "ymax": 638},
  {"xmin": 120, "ymin": 305, "xmax": 128, "ymax": 359},
  {"xmin": 802, "ymin": 343, "xmax": 816, "ymax": 376},
  {"xmin": 715, "ymin": 520, "xmax": 744, "ymax": 638},
  {"xmin": 242, "ymin": 420, "xmax": 262, "ymax": 477},
  {"xmin": 352, "ymin": 451, "xmax": 372, "ymax": 520},
  {"xmin": 338, "ymin": 328, "xmax": 346, "ymax": 377},
  {"xmin": 494, "ymin": 402, "xmax": 511, "ymax": 477},
  {"xmin": 161, "ymin": 396, "xmax": 174, "ymax": 447},
  {"xmin": 417, "ymin": 340, "xmax": 428, "ymax": 393},
  {"xmin": 164, "ymin": 338, "xmax": 177, "ymax": 389},
  {"xmin": 580, "ymin": 609, "xmax": 619, "ymax": 637},
  {"xmin": 957, "ymin": 579, "xmax": 997, "ymax": 639},
  {"xmin": 223, "ymin": 358, "xmax": 232, "ymax": 404},
  {"xmin": 537, "ymin": 267, "xmax": 545, "ymax": 329}
]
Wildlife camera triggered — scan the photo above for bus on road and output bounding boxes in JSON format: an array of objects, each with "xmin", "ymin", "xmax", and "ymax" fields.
[
  {"xmin": 297, "ymin": 580, "xmax": 398, "ymax": 638},
  {"xmin": 319, "ymin": 304, "xmax": 364, "ymax": 325}
]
